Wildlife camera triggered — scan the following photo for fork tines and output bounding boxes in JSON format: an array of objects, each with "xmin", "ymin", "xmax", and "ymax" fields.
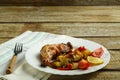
[{"xmin": 14, "ymin": 43, "xmax": 23, "ymax": 55}]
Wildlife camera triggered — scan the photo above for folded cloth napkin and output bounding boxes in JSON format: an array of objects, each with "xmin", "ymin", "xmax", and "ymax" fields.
[{"xmin": 0, "ymin": 31, "xmax": 62, "ymax": 80}]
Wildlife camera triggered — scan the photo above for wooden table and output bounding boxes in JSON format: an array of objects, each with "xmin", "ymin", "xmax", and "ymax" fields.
[{"xmin": 0, "ymin": 4, "xmax": 120, "ymax": 80}]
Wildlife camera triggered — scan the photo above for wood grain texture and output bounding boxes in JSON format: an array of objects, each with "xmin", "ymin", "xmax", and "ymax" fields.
[
  {"xmin": 24, "ymin": 23, "xmax": 120, "ymax": 36},
  {"xmin": 0, "ymin": 0, "xmax": 120, "ymax": 6},
  {"xmin": 49, "ymin": 71, "xmax": 120, "ymax": 80},
  {"xmin": 0, "ymin": 38, "xmax": 11, "ymax": 43},
  {"xmin": 82, "ymin": 38, "xmax": 120, "ymax": 50},
  {"xmin": 0, "ymin": 6, "xmax": 120, "ymax": 22},
  {"xmin": 105, "ymin": 51, "xmax": 120, "ymax": 70},
  {"xmin": 0, "ymin": 23, "xmax": 120, "ymax": 37}
]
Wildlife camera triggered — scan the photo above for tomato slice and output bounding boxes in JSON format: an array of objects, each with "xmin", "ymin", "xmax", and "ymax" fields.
[
  {"xmin": 78, "ymin": 59, "xmax": 90, "ymax": 70},
  {"xmin": 90, "ymin": 47, "xmax": 104, "ymax": 58},
  {"xmin": 78, "ymin": 46, "xmax": 86, "ymax": 51}
]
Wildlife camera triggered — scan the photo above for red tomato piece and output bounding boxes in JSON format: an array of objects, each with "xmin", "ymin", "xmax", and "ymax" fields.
[
  {"xmin": 78, "ymin": 46, "xmax": 86, "ymax": 51},
  {"xmin": 57, "ymin": 68, "xmax": 70, "ymax": 70},
  {"xmin": 78, "ymin": 59, "xmax": 90, "ymax": 70},
  {"xmin": 67, "ymin": 63, "xmax": 73, "ymax": 70},
  {"xmin": 90, "ymin": 47, "xmax": 104, "ymax": 58}
]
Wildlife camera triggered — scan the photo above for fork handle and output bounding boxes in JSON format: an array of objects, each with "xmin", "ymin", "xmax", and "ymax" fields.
[{"xmin": 6, "ymin": 55, "xmax": 17, "ymax": 74}]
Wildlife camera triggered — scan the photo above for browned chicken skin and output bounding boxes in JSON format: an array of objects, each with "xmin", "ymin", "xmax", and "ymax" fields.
[{"xmin": 40, "ymin": 42, "xmax": 73, "ymax": 67}]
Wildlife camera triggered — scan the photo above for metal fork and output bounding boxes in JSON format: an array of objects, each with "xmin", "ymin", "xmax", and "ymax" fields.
[{"xmin": 6, "ymin": 43, "xmax": 23, "ymax": 74}]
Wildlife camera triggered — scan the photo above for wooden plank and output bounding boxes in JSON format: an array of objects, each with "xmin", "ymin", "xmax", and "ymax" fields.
[
  {"xmin": 82, "ymin": 38, "xmax": 120, "ymax": 50},
  {"xmin": 104, "ymin": 51, "xmax": 120, "ymax": 70},
  {"xmin": 0, "ymin": 23, "xmax": 120, "ymax": 37},
  {"xmin": 24, "ymin": 23, "xmax": 120, "ymax": 36},
  {"xmin": 49, "ymin": 71, "xmax": 120, "ymax": 80},
  {"xmin": 0, "ymin": 37, "xmax": 11, "ymax": 43},
  {"xmin": 0, "ymin": 24, "xmax": 24, "ymax": 32},
  {"xmin": 0, "ymin": 6, "xmax": 120, "ymax": 22},
  {"xmin": 0, "ymin": 0, "xmax": 120, "ymax": 6}
]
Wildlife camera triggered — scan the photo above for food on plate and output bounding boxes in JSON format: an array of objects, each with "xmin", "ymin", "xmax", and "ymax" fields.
[
  {"xmin": 39, "ymin": 42, "xmax": 104, "ymax": 70},
  {"xmin": 90, "ymin": 47, "xmax": 104, "ymax": 58},
  {"xmin": 87, "ymin": 56, "xmax": 104, "ymax": 65},
  {"xmin": 40, "ymin": 42, "xmax": 73, "ymax": 67},
  {"xmin": 78, "ymin": 59, "xmax": 90, "ymax": 70}
]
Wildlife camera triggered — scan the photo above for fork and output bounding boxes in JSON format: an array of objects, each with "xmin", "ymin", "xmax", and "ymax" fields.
[{"xmin": 6, "ymin": 43, "xmax": 23, "ymax": 74}]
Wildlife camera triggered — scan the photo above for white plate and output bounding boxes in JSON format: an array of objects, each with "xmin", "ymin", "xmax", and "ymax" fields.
[{"xmin": 25, "ymin": 36, "xmax": 110, "ymax": 75}]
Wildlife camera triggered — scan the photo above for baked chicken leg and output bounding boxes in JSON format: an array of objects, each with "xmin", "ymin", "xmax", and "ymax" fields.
[{"xmin": 40, "ymin": 42, "xmax": 73, "ymax": 67}]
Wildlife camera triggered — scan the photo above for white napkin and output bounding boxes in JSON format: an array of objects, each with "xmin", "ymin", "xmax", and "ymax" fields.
[{"xmin": 0, "ymin": 31, "xmax": 61, "ymax": 80}]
